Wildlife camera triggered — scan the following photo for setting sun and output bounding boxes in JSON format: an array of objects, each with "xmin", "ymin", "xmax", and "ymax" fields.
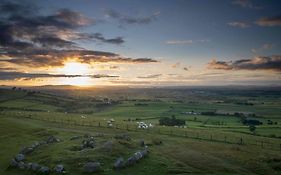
[{"xmin": 59, "ymin": 62, "xmax": 90, "ymax": 75}]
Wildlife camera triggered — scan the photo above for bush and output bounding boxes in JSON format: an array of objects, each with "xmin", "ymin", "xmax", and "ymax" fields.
[{"xmin": 159, "ymin": 116, "xmax": 185, "ymax": 126}]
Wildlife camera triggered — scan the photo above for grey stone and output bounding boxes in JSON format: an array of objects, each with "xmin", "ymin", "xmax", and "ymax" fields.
[
  {"xmin": 38, "ymin": 166, "xmax": 50, "ymax": 174},
  {"xmin": 113, "ymin": 157, "xmax": 125, "ymax": 169},
  {"xmin": 83, "ymin": 162, "xmax": 101, "ymax": 173},
  {"xmin": 54, "ymin": 164, "xmax": 65, "ymax": 173},
  {"xmin": 133, "ymin": 151, "xmax": 143, "ymax": 161},
  {"xmin": 18, "ymin": 161, "xmax": 25, "ymax": 169},
  {"xmin": 125, "ymin": 156, "xmax": 137, "ymax": 166},
  {"xmin": 10, "ymin": 158, "xmax": 18, "ymax": 167},
  {"xmin": 82, "ymin": 137, "xmax": 95, "ymax": 149},
  {"xmin": 15, "ymin": 154, "xmax": 25, "ymax": 162},
  {"xmin": 25, "ymin": 162, "xmax": 32, "ymax": 169},
  {"xmin": 20, "ymin": 147, "xmax": 34, "ymax": 154},
  {"xmin": 31, "ymin": 163, "xmax": 40, "ymax": 171},
  {"xmin": 46, "ymin": 136, "xmax": 60, "ymax": 143}
]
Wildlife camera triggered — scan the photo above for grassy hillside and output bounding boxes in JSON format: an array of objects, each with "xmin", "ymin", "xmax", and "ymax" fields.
[{"xmin": 0, "ymin": 87, "xmax": 280, "ymax": 175}]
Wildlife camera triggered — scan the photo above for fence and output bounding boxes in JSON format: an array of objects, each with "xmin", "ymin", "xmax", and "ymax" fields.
[{"xmin": 6, "ymin": 112, "xmax": 281, "ymax": 151}]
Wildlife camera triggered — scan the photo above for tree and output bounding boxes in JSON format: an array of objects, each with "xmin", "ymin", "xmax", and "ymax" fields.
[{"xmin": 249, "ymin": 125, "xmax": 256, "ymax": 134}]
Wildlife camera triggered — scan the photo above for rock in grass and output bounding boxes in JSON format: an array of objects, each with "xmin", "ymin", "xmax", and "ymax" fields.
[
  {"xmin": 133, "ymin": 151, "xmax": 143, "ymax": 161},
  {"xmin": 125, "ymin": 156, "xmax": 137, "ymax": 167},
  {"xmin": 20, "ymin": 147, "xmax": 34, "ymax": 154},
  {"xmin": 82, "ymin": 137, "xmax": 95, "ymax": 149},
  {"xmin": 113, "ymin": 157, "xmax": 125, "ymax": 169},
  {"xmin": 54, "ymin": 164, "xmax": 65, "ymax": 174},
  {"xmin": 10, "ymin": 159, "xmax": 18, "ymax": 167},
  {"xmin": 17, "ymin": 161, "xmax": 25, "ymax": 169},
  {"xmin": 38, "ymin": 166, "xmax": 50, "ymax": 174},
  {"xmin": 31, "ymin": 163, "xmax": 40, "ymax": 171},
  {"xmin": 15, "ymin": 154, "xmax": 25, "ymax": 162},
  {"xmin": 83, "ymin": 162, "xmax": 101, "ymax": 173},
  {"xmin": 46, "ymin": 136, "xmax": 60, "ymax": 144}
]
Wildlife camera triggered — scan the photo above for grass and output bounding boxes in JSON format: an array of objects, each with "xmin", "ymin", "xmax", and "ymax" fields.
[{"xmin": 0, "ymin": 87, "xmax": 281, "ymax": 175}]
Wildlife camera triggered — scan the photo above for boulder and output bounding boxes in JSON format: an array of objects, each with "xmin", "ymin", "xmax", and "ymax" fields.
[
  {"xmin": 10, "ymin": 159, "xmax": 18, "ymax": 167},
  {"xmin": 18, "ymin": 161, "xmax": 25, "ymax": 169},
  {"xmin": 20, "ymin": 147, "xmax": 34, "ymax": 154},
  {"xmin": 31, "ymin": 163, "xmax": 40, "ymax": 171},
  {"xmin": 46, "ymin": 136, "xmax": 60, "ymax": 143},
  {"xmin": 140, "ymin": 149, "xmax": 148, "ymax": 157},
  {"xmin": 113, "ymin": 157, "xmax": 125, "ymax": 169},
  {"xmin": 125, "ymin": 156, "xmax": 137, "ymax": 167},
  {"xmin": 82, "ymin": 137, "xmax": 95, "ymax": 149},
  {"xmin": 15, "ymin": 154, "xmax": 25, "ymax": 162},
  {"xmin": 83, "ymin": 162, "xmax": 101, "ymax": 173},
  {"xmin": 54, "ymin": 164, "xmax": 65, "ymax": 174},
  {"xmin": 31, "ymin": 141, "xmax": 40, "ymax": 149},
  {"xmin": 133, "ymin": 151, "xmax": 143, "ymax": 161},
  {"xmin": 38, "ymin": 166, "xmax": 50, "ymax": 174}
]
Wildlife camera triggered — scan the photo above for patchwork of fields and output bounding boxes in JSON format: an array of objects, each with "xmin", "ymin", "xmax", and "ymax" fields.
[{"xmin": 0, "ymin": 86, "xmax": 281, "ymax": 175}]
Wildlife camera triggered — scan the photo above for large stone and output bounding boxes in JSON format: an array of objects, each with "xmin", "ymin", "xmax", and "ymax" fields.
[
  {"xmin": 20, "ymin": 147, "xmax": 34, "ymax": 154},
  {"xmin": 113, "ymin": 157, "xmax": 125, "ymax": 169},
  {"xmin": 31, "ymin": 163, "xmax": 40, "ymax": 171},
  {"xmin": 125, "ymin": 156, "xmax": 137, "ymax": 167},
  {"xmin": 83, "ymin": 162, "xmax": 101, "ymax": 173},
  {"xmin": 82, "ymin": 137, "xmax": 95, "ymax": 149},
  {"xmin": 54, "ymin": 164, "xmax": 65, "ymax": 174},
  {"xmin": 38, "ymin": 166, "xmax": 50, "ymax": 174},
  {"xmin": 18, "ymin": 161, "xmax": 25, "ymax": 169},
  {"xmin": 133, "ymin": 151, "xmax": 143, "ymax": 161},
  {"xmin": 46, "ymin": 136, "xmax": 60, "ymax": 143},
  {"xmin": 10, "ymin": 159, "xmax": 18, "ymax": 167},
  {"xmin": 15, "ymin": 154, "xmax": 25, "ymax": 162}
]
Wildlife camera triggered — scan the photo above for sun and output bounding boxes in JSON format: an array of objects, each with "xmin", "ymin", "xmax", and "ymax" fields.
[
  {"xmin": 54, "ymin": 61, "xmax": 93, "ymax": 86},
  {"xmin": 60, "ymin": 62, "xmax": 90, "ymax": 75}
]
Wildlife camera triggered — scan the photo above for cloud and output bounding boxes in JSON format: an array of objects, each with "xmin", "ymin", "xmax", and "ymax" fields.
[
  {"xmin": 251, "ymin": 43, "xmax": 274, "ymax": 53},
  {"xmin": 207, "ymin": 55, "xmax": 281, "ymax": 71},
  {"xmin": 232, "ymin": 0, "xmax": 261, "ymax": 9},
  {"xmin": 137, "ymin": 74, "xmax": 162, "ymax": 79},
  {"xmin": 165, "ymin": 40, "xmax": 193, "ymax": 45},
  {"xmin": 105, "ymin": 9, "xmax": 160, "ymax": 25},
  {"xmin": 228, "ymin": 21, "xmax": 250, "ymax": 28},
  {"xmin": 0, "ymin": 71, "xmax": 120, "ymax": 80},
  {"xmin": 90, "ymin": 74, "xmax": 119, "ymax": 78},
  {"xmin": 256, "ymin": 16, "xmax": 281, "ymax": 27},
  {"xmin": 0, "ymin": 1, "xmax": 158, "ymax": 68}
]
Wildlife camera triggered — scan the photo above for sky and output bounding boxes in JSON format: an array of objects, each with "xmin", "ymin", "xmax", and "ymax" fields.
[{"xmin": 0, "ymin": 0, "xmax": 280, "ymax": 86}]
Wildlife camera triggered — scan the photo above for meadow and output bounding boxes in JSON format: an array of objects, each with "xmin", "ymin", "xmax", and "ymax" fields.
[{"xmin": 0, "ymin": 86, "xmax": 280, "ymax": 175}]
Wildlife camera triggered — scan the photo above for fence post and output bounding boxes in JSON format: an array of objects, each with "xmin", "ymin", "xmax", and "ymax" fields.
[
  {"xmin": 98, "ymin": 122, "xmax": 100, "ymax": 127},
  {"xmin": 126, "ymin": 124, "xmax": 129, "ymax": 131},
  {"xmin": 210, "ymin": 135, "xmax": 212, "ymax": 141},
  {"xmin": 224, "ymin": 136, "xmax": 227, "ymax": 143},
  {"xmin": 239, "ymin": 137, "xmax": 243, "ymax": 145}
]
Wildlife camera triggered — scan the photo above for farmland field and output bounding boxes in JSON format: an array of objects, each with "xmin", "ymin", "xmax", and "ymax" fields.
[{"xmin": 0, "ymin": 86, "xmax": 281, "ymax": 175}]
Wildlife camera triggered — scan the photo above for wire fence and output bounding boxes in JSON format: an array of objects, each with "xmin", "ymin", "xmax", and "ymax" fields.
[{"xmin": 7, "ymin": 113, "xmax": 281, "ymax": 151}]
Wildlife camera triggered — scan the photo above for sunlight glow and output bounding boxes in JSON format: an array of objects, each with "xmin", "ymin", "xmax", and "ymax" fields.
[{"xmin": 59, "ymin": 62, "xmax": 90, "ymax": 75}]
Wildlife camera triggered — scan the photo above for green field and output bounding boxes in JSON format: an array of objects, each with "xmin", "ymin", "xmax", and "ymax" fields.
[{"xmin": 0, "ymin": 86, "xmax": 281, "ymax": 175}]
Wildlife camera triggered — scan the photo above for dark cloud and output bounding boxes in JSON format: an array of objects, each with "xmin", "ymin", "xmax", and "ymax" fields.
[
  {"xmin": 256, "ymin": 16, "xmax": 281, "ymax": 27},
  {"xmin": 90, "ymin": 74, "xmax": 119, "ymax": 78},
  {"xmin": 0, "ymin": 71, "xmax": 120, "ymax": 80},
  {"xmin": 137, "ymin": 74, "xmax": 162, "ymax": 79},
  {"xmin": 207, "ymin": 56, "xmax": 281, "ymax": 71},
  {"xmin": 0, "ymin": 1, "xmax": 158, "ymax": 67},
  {"xmin": 105, "ymin": 9, "xmax": 160, "ymax": 25},
  {"xmin": 232, "ymin": 0, "xmax": 261, "ymax": 9}
]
